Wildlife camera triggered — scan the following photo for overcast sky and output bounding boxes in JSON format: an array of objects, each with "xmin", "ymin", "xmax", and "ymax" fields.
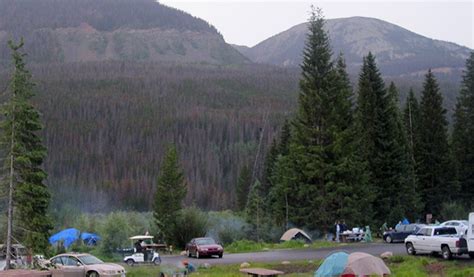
[{"xmin": 159, "ymin": 0, "xmax": 474, "ymax": 49}]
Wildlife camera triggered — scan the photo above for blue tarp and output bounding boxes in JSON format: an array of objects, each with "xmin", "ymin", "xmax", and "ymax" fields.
[
  {"xmin": 81, "ymin": 232, "xmax": 101, "ymax": 246},
  {"xmin": 49, "ymin": 228, "xmax": 80, "ymax": 248},
  {"xmin": 402, "ymin": 218, "xmax": 410, "ymax": 225},
  {"xmin": 315, "ymin": 252, "xmax": 349, "ymax": 277}
]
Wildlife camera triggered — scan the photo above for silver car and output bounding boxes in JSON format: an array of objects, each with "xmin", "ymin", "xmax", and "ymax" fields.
[{"xmin": 49, "ymin": 253, "xmax": 125, "ymax": 277}]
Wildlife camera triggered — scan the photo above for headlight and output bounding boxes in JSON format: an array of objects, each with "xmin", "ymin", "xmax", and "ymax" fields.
[{"xmin": 201, "ymin": 248, "xmax": 208, "ymax": 251}]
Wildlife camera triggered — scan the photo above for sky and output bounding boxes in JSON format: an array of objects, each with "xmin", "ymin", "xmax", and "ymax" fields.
[{"xmin": 159, "ymin": 0, "xmax": 474, "ymax": 49}]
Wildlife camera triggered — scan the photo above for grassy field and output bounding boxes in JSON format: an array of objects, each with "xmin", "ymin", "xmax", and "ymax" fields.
[
  {"xmin": 224, "ymin": 240, "xmax": 348, "ymax": 253},
  {"xmin": 125, "ymin": 256, "xmax": 474, "ymax": 277}
]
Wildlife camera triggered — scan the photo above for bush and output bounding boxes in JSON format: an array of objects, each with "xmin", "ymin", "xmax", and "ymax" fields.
[
  {"xmin": 172, "ymin": 207, "xmax": 209, "ymax": 248},
  {"xmin": 439, "ymin": 202, "xmax": 470, "ymax": 221},
  {"xmin": 99, "ymin": 212, "xmax": 133, "ymax": 255}
]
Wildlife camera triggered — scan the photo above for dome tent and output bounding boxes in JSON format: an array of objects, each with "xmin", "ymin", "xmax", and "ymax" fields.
[
  {"xmin": 280, "ymin": 228, "xmax": 312, "ymax": 243},
  {"xmin": 315, "ymin": 252, "xmax": 390, "ymax": 277}
]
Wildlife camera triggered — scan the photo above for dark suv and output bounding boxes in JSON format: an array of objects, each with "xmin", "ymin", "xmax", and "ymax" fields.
[{"xmin": 384, "ymin": 224, "xmax": 425, "ymax": 243}]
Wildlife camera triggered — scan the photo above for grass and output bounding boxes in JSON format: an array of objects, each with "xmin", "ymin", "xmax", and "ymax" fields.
[
  {"xmin": 224, "ymin": 239, "xmax": 347, "ymax": 253},
  {"xmin": 124, "ymin": 256, "xmax": 474, "ymax": 277}
]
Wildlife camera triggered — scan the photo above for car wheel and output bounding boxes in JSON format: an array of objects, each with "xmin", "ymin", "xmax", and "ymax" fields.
[
  {"xmin": 153, "ymin": 257, "xmax": 161, "ymax": 265},
  {"xmin": 87, "ymin": 271, "xmax": 99, "ymax": 277},
  {"xmin": 406, "ymin": 243, "xmax": 416, "ymax": 255},
  {"xmin": 196, "ymin": 251, "xmax": 200, "ymax": 259},
  {"xmin": 469, "ymin": 252, "xmax": 474, "ymax": 259},
  {"xmin": 126, "ymin": 259, "xmax": 135, "ymax": 266},
  {"xmin": 218, "ymin": 253, "xmax": 223, "ymax": 259},
  {"xmin": 385, "ymin": 236, "xmax": 392, "ymax": 243},
  {"xmin": 442, "ymin": 246, "xmax": 452, "ymax": 260}
]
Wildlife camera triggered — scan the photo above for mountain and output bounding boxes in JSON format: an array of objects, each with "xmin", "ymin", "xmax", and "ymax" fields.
[
  {"xmin": 236, "ymin": 17, "xmax": 472, "ymax": 76},
  {"xmin": 0, "ymin": 0, "xmax": 248, "ymax": 65}
]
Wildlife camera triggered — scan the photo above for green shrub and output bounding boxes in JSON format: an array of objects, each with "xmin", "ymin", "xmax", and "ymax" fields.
[{"xmin": 172, "ymin": 207, "xmax": 209, "ymax": 248}]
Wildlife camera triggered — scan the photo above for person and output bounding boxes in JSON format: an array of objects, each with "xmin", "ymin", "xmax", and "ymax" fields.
[
  {"xmin": 135, "ymin": 240, "xmax": 143, "ymax": 253},
  {"xmin": 182, "ymin": 260, "xmax": 196, "ymax": 273},
  {"xmin": 395, "ymin": 221, "xmax": 402, "ymax": 230},
  {"xmin": 335, "ymin": 221, "xmax": 341, "ymax": 242},
  {"xmin": 341, "ymin": 220, "xmax": 348, "ymax": 233}
]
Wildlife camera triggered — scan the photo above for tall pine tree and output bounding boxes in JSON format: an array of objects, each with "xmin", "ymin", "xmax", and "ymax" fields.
[
  {"xmin": 403, "ymin": 89, "xmax": 421, "ymax": 166},
  {"xmin": 452, "ymin": 53, "xmax": 474, "ymax": 205},
  {"xmin": 153, "ymin": 145, "xmax": 187, "ymax": 243},
  {"xmin": 356, "ymin": 53, "xmax": 416, "ymax": 225},
  {"xmin": 2, "ymin": 40, "xmax": 52, "ymax": 267},
  {"xmin": 418, "ymin": 70, "xmax": 454, "ymax": 215},
  {"xmin": 236, "ymin": 165, "xmax": 252, "ymax": 211}
]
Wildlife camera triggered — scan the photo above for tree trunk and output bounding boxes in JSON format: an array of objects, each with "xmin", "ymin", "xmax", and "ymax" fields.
[{"xmin": 5, "ymin": 120, "xmax": 14, "ymax": 270}]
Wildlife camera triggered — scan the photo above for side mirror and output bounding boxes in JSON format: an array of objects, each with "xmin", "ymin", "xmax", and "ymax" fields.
[{"xmin": 76, "ymin": 262, "xmax": 82, "ymax": 267}]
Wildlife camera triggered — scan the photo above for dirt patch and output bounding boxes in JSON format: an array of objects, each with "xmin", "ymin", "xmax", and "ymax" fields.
[
  {"xmin": 270, "ymin": 263, "xmax": 316, "ymax": 274},
  {"xmin": 425, "ymin": 262, "xmax": 446, "ymax": 276}
]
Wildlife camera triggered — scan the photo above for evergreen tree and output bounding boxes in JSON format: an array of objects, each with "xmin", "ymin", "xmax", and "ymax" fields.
[
  {"xmin": 236, "ymin": 165, "xmax": 252, "ymax": 211},
  {"xmin": 288, "ymin": 7, "xmax": 335, "ymax": 230},
  {"xmin": 262, "ymin": 138, "xmax": 278, "ymax": 196},
  {"xmin": 324, "ymin": 55, "xmax": 373, "ymax": 226},
  {"xmin": 403, "ymin": 89, "xmax": 421, "ymax": 165},
  {"xmin": 153, "ymin": 145, "xmax": 187, "ymax": 243},
  {"xmin": 418, "ymin": 70, "xmax": 454, "ymax": 215},
  {"xmin": 355, "ymin": 54, "xmax": 416, "ymax": 225},
  {"xmin": 1, "ymin": 40, "xmax": 52, "ymax": 265},
  {"xmin": 452, "ymin": 53, "xmax": 474, "ymax": 204}
]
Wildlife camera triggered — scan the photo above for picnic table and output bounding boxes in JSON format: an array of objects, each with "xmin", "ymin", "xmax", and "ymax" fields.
[
  {"xmin": 340, "ymin": 232, "xmax": 364, "ymax": 242},
  {"xmin": 240, "ymin": 268, "xmax": 284, "ymax": 277}
]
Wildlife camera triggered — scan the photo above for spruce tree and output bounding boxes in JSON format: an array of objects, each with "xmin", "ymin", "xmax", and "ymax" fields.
[
  {"xmin": 236, "ymin": 165, "xmax": 252, "ymax": 211},
  {"xmin": 288, "ymin": 6, "xmax": 335, "ymax": 229},
  {"xmin": 403, "ymin": 89, "xmax": 421, "ymax": 165},
  {"xmin": 153, "ymin": 145, "xmax": 187, "ymax": 243},
  {"xmin": 2, "ymin": 40, "xmax": 52, "ymax": 266},
  {"xmin": 452, "ymin": 53, "xmax": 474, "ymax": 204},
  {"xmin": 356, "ymin": 54, "xmax": 416, "ymax": 225},
  {"xmin": 418, "ymin": 70, "xmax": 454, "ymax": 215}
]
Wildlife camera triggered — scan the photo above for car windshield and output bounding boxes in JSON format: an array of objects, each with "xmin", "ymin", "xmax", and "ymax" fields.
[
  {"xmin": 196, "ymin": 238, "xmax": 216, "ymax": 245},
  {"xmin": 78, "ymin": 255, "xmax": 104, "ymax": 265}
]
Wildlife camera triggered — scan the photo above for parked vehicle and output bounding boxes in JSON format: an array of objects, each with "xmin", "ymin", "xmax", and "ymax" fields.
[
  {"xmin": 185, "ymin": 237, "xmax": 223, "ymax": 259},
  {"xmin": 468, "ymin": 213, "xmax": 474, "ymax": 258},
  {"xmin": 123, "ymin": 235, "xmax": 162, "ymax": 266},
  {"xmin": 383, "ymin": 224, "xmax": 425, "ymax": 243},
  {"xmin": 405, "ymin": 226, "xmax": 468, "ymax": 260},
  {"xmin": 440, "ymin": 220, "xmax": 469, "ymax": 236},
  {"xmin": 49, "ymin": 253, "xmax": 125, "ymax": 277},
  {"xmin": 0, "ymin": 244, "xmax": 28, "ymax": 270}
]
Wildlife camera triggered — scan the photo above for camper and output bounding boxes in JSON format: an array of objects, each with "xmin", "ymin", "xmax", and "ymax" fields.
[{"xmin": 468, "ymin": 212, "xmax": 474, "ymax": 258}]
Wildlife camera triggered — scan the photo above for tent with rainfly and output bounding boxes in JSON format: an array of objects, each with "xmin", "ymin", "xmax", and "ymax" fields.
[
  {"xmin": 49, "ymin": 228, "xmax": 80, "ymax": 248},
  {"xmin": 315, "ymin": 252, "xmax": 391, "ymax": 277}
]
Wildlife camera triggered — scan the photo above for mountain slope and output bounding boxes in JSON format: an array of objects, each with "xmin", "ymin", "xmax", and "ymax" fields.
[
  {"xmin": 237, "ymin": 17, "xmax": 472, "ymax": 76},
  {"xmin": 0, "ymin": 0, "xmax": 248, "ymax": 65}
]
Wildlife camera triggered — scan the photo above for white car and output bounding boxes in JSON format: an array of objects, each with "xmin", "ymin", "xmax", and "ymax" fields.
[
  {"xmin": 50, "ymin": 253, "xmax": 126, "ymax": 277},
  {"xmin": 440, "ymin": 220, "xmax": 469, "ymax": 236},
  {"xmin": 405, "ymin": 226, "xmax": 468, "ymax": 260}
]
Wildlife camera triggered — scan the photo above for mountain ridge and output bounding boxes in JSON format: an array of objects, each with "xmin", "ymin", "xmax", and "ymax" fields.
[{"xmin": 234, "ymin": 16, "xmax": 472, "ymax": 76}]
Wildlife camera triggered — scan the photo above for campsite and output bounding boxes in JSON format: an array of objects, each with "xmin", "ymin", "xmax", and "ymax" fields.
[{"xmin": 0, "ymin": 0, "xmax": 473, "ymax": 276}]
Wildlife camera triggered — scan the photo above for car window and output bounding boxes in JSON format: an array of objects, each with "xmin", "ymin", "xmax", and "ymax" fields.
[
  {"xmin": 406, "ymin": 225, "xmax": 415, "ymax": 232},
  {"xmin": 451, "ymin": 222, "xmax": 459, "ymax": 226},
  {"xmin": 418, "ymin": 228, "xmax": 431, "ymax": 236},
  {"xmin": 434, "ymin": 228, "xmax": 457, "ymax": 236},
  {"xmin": 78, "ymin": 255, "xmax": 103, "ymax": 265},
  {"xmin": 196, "ymin": 238, "xmax": 216, "ymax": 245},
  {"xmin": 51, "ymin": 257, "xmax": 63, "ymax": 265},
  {"xmin": 61, "ymin": 256, "xmax": 80, "ymax": 266}
]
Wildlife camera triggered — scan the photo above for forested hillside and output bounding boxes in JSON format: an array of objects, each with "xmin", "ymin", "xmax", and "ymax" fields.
[
  {"xmin": 0, "ymin": 62, "xmax": 298, "ymax": 212},
  {"xmin": 0, "ymin": 0, "xmax": 248, "ymax": 65}
]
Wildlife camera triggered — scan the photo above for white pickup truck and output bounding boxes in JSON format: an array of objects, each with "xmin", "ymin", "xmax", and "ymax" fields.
[{"xmin": 405, "ymin": 226, "xmax": 469, "ymax": 260}]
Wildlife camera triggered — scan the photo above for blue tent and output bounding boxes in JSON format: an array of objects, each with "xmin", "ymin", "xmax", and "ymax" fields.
[
  {"xmin": 81, "ymin": 232, "xmax": 101, "ymax": 246},
  {"xmin": 49, "ymin": 228, "xmax": 80, "ymax": 248},
  {"xmin": 402, "ymin": 218, "xmax": 410, "ymax": 225},
  {"xmin": 315, "ymin": 252, "xmax": 349, "ymax": 277}
]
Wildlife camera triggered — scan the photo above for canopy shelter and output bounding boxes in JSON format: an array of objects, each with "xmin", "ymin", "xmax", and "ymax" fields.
[
  {"xmin": 280, "ymin": 228, "xmax": 312, "ymax": 243},
  {"xmin": 49, "ymin": 228, "xmax": 80, "ymax": 248},
  {"xmin": 81, "ymin": 232, "xmax": 101, "ymax": 246},
  {"xmin": 315, "ymin": 252, "xmax": 390, "ymax": 277}
]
